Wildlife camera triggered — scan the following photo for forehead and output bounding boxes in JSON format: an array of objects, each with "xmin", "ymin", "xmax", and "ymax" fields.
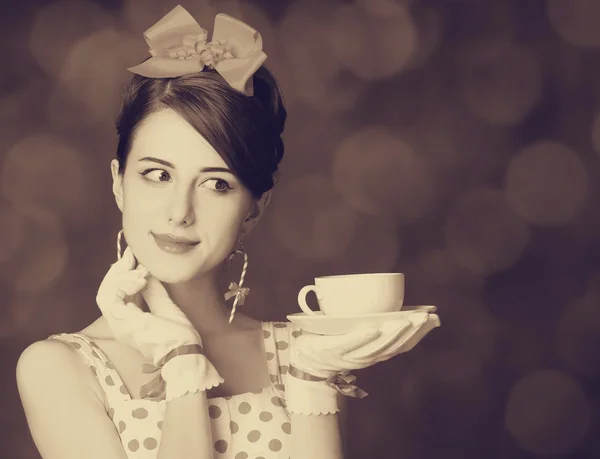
[{"xmin": 130, "ymin": 108, "xmax": 226, "ymax": 167}]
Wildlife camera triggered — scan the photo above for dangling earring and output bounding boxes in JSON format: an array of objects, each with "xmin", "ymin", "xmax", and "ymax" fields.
[
  {"xmin": 224, "ymin": 237, "xmax": 250, "ymax": 325},
  {"xmin": 117, "ymin": 229, "xmax": 125, "ymax": 260}
]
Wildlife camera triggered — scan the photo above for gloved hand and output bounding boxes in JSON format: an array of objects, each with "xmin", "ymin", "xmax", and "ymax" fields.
[
  {"xmin": 96, "ymin": 246, "xmax": 223, "ymax": 401},
  {"xmin": 286, "ymin": 310, "xmax": 440, "ymax": 415}
]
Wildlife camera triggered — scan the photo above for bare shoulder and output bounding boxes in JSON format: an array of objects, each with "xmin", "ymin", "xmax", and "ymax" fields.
[
  {"xmin": 16, "ymin": 339, "xmax": 129, "ymax": 459},
  {"xmin": 17, "ymin": 338, "xmax": 105, "ymax": 405},
  {"xmin": 17, "ymin": 339, "xmax": 84, "ymax": 383}
]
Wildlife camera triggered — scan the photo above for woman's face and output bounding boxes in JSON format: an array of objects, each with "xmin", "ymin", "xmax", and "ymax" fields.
[{"xmin": 111, "ymin": 108, "xmax": 267, "ymax": 284}]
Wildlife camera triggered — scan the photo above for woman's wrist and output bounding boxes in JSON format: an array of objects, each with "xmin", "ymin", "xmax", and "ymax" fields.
[
  {"xmin": 161, "ymin": 354, "xmax": 224, "ymax": 402},
  {"xmin": 285, "ymin": 365, "xmax": 369, "ymax": 415},
  {"xmin": 285, "ymin": 370, "xmax": 341, "ymax": 415}
]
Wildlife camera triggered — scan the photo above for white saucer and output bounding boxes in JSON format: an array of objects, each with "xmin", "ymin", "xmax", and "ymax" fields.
[{"xmin": 287, "ymin": 305, "xmax": 437, "ymax": 335}]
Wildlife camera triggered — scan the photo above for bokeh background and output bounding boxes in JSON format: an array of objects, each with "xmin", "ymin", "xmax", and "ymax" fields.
[{"xmin": 2, "ymin": 0, "xmax": 600, "ymax": 457}]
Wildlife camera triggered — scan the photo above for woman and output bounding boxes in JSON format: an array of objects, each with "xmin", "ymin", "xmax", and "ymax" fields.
[{"xmin": 16, "ymin": 6, "xmax": 439, "ymax": 459}]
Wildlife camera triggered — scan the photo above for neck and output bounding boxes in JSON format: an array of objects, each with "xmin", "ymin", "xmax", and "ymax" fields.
[{"xmin": 161, "ymin": 266, "xmax": 235, "ymax": 337}]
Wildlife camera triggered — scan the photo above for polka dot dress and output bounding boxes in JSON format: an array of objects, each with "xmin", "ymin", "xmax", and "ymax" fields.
[{"xmin": 48, "ymin": 321, "xmax": 303, "ymax": 459}]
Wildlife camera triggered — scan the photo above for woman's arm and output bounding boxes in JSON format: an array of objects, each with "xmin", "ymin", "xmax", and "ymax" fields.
[
  {"xmin": 17, "ymin": 340, "xmax": 130, "ymax": 459},
  {"xmin": 290, "ymin": 397, "xmax": 348, "ymax": 459},
  {"xmin": 17, "ymin": 340, "xmax": 216, "ymax": 459},
  {"xmin": 157, "ymin": 391, "xmax": 215, "ymax": 459}
]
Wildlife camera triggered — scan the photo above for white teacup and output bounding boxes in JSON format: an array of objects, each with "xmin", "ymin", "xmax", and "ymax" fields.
[{"xmin": 297, "ymin": 273, "xmax": 405, "ymax": 316}]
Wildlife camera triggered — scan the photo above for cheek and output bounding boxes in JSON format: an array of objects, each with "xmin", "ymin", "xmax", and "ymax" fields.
[
  {"xmin": 119, "ymin": 178, "xmax": 161, "ymax": 249},
  {"xmin": 200, "ymin": 200, "xmax": 247, "ymax": 244},
  {"xmin": 122, "ymin": 186, "xmax": 158, "ymax": 225}
]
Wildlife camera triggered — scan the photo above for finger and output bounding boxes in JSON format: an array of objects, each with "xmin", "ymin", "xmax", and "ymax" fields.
[
  {"xmin": 393, "ymin": 314, "xmax": 440, "ymax": 353},
  {"xmin": 135, "ymin": 263, "xmax": 149, "ymax": 277},
  {"xmin": 115, "ymin": 277, "xmax": 148, "ymax": 298},
  {"xmin": 109, "ymin": 269, "xmax": 149, "ymax": 300},
  {"xmin": 364, "ymin": 314, "xmax": 440, "ymax": 361},
  {"xmin": 109, "ymin": 246, "xmax": 136, "ymax": 274},
  {"xmin": 141, "ymin": 276, "xmax": 180, "ymax": 318},
  {"xmin": 110, "ymin": 300, "xmax": 145, "ymax": 321},
  {"xmin": 294, "ymin": 351, "xmax": 365, "ymax": 373},
  {"xmin": 300, "ymin": 327, "xmax": 381, "ymax": 355},
  {"xmin": 401, "ymin": 305, "xmax": 437, "ymax": 313},
  {"xmin": 142, "ymin": 276, "xmax": 168, "ymax": 301},
  {"xmin": 345, "ymin": 320, "xmax": 412, "ymax": 360}
]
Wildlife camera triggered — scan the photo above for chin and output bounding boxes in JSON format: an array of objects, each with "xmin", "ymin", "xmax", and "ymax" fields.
[
  {"xmin": 148, "ymin": 267, "xmax": 195, "ymax": 284},
  {"xmin": 143, "ymin": 258, "xmax": 206, "ymax": 284},
  {"xmin": 126, "ymin": 247, "xmax": 199, "ymax": 285}
]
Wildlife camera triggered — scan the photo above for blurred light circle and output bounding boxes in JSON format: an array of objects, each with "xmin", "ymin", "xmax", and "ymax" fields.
[
  {"xmin": 2, "ymin": 134, "xmax": 88, "ymax": 220},
  {"xmin": 0, "ymin": 211, "xmax": 68, "ymax": 293},
  {"xmin": 0, "ymin": 79, "xmax": 47, "ymax": 122},
  {"xmin": 44, "ymin": 82, "xmax": 89, "ymax": 129},
  {"xmin": 278, "ymin": 3, "xmax": 342, "ymax": 84},
  {"xmin": 416, "ymin": 248, "xmax": 484, "ymax": 290},
  {"xmin": 505, "ymin": 369, "xmax": 591, "ymax": 456},
  {"xmin": 59, "ymin": 28, "xmax": 139, "ymax": 124},
  {"xmin": 555, "ymin": 293, "xmax": 600, "ymax": 378},
  {"xmin": 123, "ymin": 0, "xmax": 185, "ymax": 36},
  {"xmin": 271, "ymin": 174, "xmax": 359, "ymax": 261},
  {"xmin": 415, "ymin": 95, "xmax": 513, "ymax": 173},
  {"xmin": 281, "ymin": 109, "xmax": 350, "ymax": 173},
  {"xmin": 548, "ymin": 0, "xmax": 600, "ymax": 47},
  {"xmin": 0, "ymin": 204, "xmax": 26, "ymax": 264},
  {"xmin": 0, "ymin": 294, "xmax": 39, "ymax": 339},
  {"xmin": 295, "ymin": 73, "xmax": 367, "ymax": 113},
  {"xmin": 29, "ymin": 0, "xmax": 114, "ymax": 77},
  {"xmin": 324, "ymin": 216, "xmax": 400, "ymax": 275},
  {"xmin": 402, "ymin": 4, "xmax": 443, "ymax": 71},
  {"xmin": 439, "ymin": 299, "xmax": 495, "ymax": 365},
  {"xmin": 459, "ymin": 46, "xmax": 543, "ymax": 126},
  {"xmin": 330, "ymin": 3, "xmax": 417, "ymax": 81},
  {"xmin": 332, "ymin": 126, "xmax": 436, "ymax": 224},
  {"xmin": 505, "ymin": 141, "xmax": 588, "ymax": 225},
  {"xmin": 443, "ymin": 189, "xmax": 530, "ymax": 275}
]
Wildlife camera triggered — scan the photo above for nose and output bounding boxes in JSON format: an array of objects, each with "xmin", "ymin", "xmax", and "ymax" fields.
[{"xmin": 167, "ymin": 184, "xmax": 195, "ymax": 227}]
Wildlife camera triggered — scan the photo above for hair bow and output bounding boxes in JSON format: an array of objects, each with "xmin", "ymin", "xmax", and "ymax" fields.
[{"xmin": 127, "ymin": 5, "xmax": 267, "ymax": 96}]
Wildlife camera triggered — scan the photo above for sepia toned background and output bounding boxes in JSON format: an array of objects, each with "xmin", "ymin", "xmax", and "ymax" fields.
[{"xmin": 2, "ymin": 0, "xmax": 600, "ymax": 457}]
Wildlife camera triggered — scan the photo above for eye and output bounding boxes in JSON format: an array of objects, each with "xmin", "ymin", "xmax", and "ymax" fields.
[
  {"xmin": 201, "ymin": 178, "xmax": 233, "ymax": 193},
  {"xmin": 141, "ymin": 169, "xmax": 172, "ymax": 182}
]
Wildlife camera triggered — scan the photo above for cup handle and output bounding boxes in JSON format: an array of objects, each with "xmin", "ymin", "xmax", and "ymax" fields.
[{"xmin": 297, "ymin": 285, "xmax": 320, "ymax": 315}]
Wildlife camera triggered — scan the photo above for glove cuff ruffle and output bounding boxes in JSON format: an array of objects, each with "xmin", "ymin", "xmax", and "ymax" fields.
[
  {"xmin": 139, "ymin": 346, "xmax": 223, "ymax": 401},
  {"xmin": 162, "ymin": 354, "xmax": 224, "ymax": 402},
  {"xmin": 285, "ymin": 365, "xmax": 368, "ymax": 416}
]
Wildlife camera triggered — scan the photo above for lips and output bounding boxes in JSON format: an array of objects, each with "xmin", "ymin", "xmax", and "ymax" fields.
[{"xmin": 152, "ymin": 232, "xmax": 199, "ymax": 254}]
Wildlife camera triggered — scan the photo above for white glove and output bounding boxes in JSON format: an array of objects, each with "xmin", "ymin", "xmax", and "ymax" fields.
[
  {"xmin": 286, "ymin": 311, "xmax": 440, "ymax": 415},
  {"xmin": 95, "ymin": 247, "xmax": 223, "ymax": 401}
]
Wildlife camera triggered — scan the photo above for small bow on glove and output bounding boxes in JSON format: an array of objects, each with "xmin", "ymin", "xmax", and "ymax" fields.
[
  {"xmin": 286, "ymin": 310, "xmax": 440, "ymax": 415},
  {"xmin": 96, "ymin": 247, "xmax": 224, "ymax": 401}
]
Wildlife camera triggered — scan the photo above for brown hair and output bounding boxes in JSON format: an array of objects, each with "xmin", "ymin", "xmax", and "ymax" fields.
[{"xmin": 115, "ymin": 67, "xmax": 287, "ymax": 199}]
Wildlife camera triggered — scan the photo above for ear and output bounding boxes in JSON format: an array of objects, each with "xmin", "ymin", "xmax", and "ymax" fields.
[
  {"xmin": 111, "ymin": 159, "xmax": 124, "ymax": 213},
  {"xmin": 240, "ymin": 190, "xmax": 271, "ymax": 236}
]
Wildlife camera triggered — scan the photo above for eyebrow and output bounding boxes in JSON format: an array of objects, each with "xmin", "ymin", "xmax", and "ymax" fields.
[{"xmin": 138, "ymin": 156, "xmax": 233, "ymax": 174}]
